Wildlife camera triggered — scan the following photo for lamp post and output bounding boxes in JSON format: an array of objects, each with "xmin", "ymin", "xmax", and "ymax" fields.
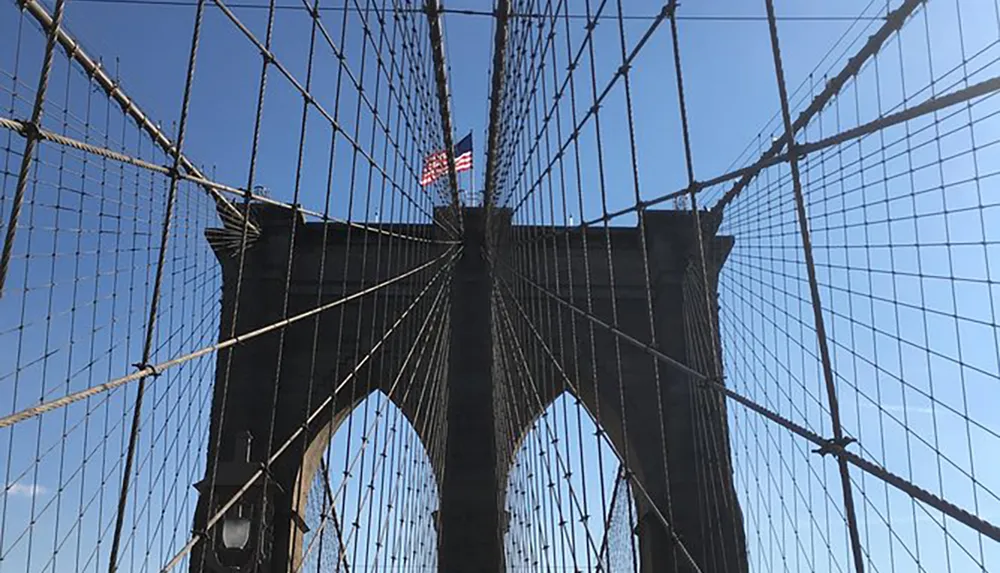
[{"xmin": 195, "ymin": 431, "xmax": 271, "ymax": 572}]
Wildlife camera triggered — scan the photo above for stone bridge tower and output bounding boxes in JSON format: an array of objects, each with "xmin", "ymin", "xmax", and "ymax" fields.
[{"xmin": 189, "ymin": 204, "xmax": 747, "ymax": 572}]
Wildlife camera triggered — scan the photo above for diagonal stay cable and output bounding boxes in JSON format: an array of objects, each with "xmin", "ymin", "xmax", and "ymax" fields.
[
  {"xmin": 669, "ymin": 1, "xmax": 746, "ymax": 564},
  {"xmin": 496, "ymin": 256, "xmax": 704, "ymax": 379},
  {"xmin": 494, "ymin": 0, "xmax": 607, "ymax": 212},
  {"xmin": 15, "ymin": 0, "xmax": 260, "ymax": 236},
  {"xmin": 424, "ymin": 0, "xmax": 462, "ymax": 212},
  {"xmin": 717, "ymin": 248, "xmax": 1000, "ymax": 503},
  {"xmin": 329, "ymin": 300, "xmax": 450, "ymax": 570},
  {"xmin": 300, "ymin": 295, "xmax": 450, "ymax": 572},
  {"xmin": 710, "ymin": 0, "xmax": 924, "ymax": 214},
  {"xmin": 492, "ymin": 267, "xmax": 697, "ymax": 559},
  {"xmin": 507, "ymin": 0, "xmax": 667, "ymax": 215},
  {"xmin": 487, "ymin": 0, "xmax": 567, "ymax": 211},
  {"xmin": 158, "ymin": 246, "xmax": 459, "ymax": 572},
  {"xmin": 205, "ymin": 0, "xmax": 460, "ymax": 239},
  {"xmin": 0, "ymin": 115, "xmax": 456, "ymax": 245},
  {"xmin": 492, "ymin": 268, "xmax": 704, "ymax": 572},
  {"xmin": 492, "ymin": 281, "xmax": 583, "ymax": 570},
  {"xmin": 710, "ymin": 267, "xmax": 994, "ymax": 566},
  {"xmin": 494, "ymin": 253, "xmax": 1000, "ymax": 545},
  {"xmin": 0, "ymin": 245, "xmax": 459, "ymax": 429},
  {"xmin": 482, "ymin": 0, "xmax": 510, "ymax": 207},
  {"xmin": 504, "ymin": 250, "xmax": 991, "ymax": 569},
  {"xmin": 492, "ymin": 283, "xmax": 637, "ymax": 566},
  {"xmin": 294, "ymin": 274, "xmax": 450, "ymax": 570},
  {"xmin": 508, "ymin": 70, "xmax": 1000, "ymax": 249},
  {"xmin": 298, "ymin": 0, "xmax": 453, "ymax": 208},
  {"xmin": 107, "ymin": 0, "xmax": 210, "ymax": 568},
  {"xmin": 0, "ymin": 0, "xmax": 67, "ymax": 296},
  {"xmin": 312, "ymin": 302, "xmax": 450, "ymax": 571}
]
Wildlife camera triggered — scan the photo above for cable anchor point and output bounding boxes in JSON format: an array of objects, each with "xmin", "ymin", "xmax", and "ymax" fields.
[
  {"xmin": 133, "ymin": 362, "xmax": 161, "ymax": 378},
  {"xmin": 812, "ymin": 436, "xmax": 856, "ymax": 457}
]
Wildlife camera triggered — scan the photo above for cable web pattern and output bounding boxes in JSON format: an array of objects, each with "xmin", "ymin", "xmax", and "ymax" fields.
[
  {"xmin": 2, "ymin": 0, "xmax": 454, "ymax": 570},
  {"xmin": 1, "ymin": 0, "xmax": 999, "ymax": 571},
  {"xmin": 486, "ymin": 0, "xmax": 1000, "ymax": 572}
]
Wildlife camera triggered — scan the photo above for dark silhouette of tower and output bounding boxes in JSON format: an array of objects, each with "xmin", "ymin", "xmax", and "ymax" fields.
[{"xmin": 190, "ymin": 205, "xmax": 747, "ymax": 572}]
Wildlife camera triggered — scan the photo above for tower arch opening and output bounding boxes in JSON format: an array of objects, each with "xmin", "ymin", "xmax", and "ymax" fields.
[
  {"xmin": 502, "ymin": 391, "xmax": 637, "ymax": 572},
  {"xmin": 295, "ymin": 390, "xmax": 440, "ymax": 573}
]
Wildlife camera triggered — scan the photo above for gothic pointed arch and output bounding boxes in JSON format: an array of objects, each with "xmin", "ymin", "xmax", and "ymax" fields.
[{"xmin": 292, "ymin": 390, "xmax": 441, "ymax": 572}]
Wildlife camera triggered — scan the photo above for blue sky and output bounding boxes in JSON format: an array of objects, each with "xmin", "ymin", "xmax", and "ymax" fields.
[{"xmin": 2, "ymin": 0, "xmax": 1000, "ymax": 571}]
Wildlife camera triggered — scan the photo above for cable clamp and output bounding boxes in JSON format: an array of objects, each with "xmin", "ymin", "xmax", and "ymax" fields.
[
  {"xmin": 812, "ymin": 436, "xmax": 855, "ymax": 457},
  {"xmin": 21, "ymin": 120, "xmax": 40, "ymax": 140},
  {"xmin": 697, "ymin": 374, "xmax": 724, "ymax": 390},
  {"xmin": 133, "ymin": 362, "xmax": 161, "ymax": 378},
  {"xmin": 261, "ymin": 465, "xmax": 284, "ymax": 492}
]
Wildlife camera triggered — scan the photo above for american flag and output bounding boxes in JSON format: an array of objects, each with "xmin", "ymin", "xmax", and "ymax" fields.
[
  {"xmin": 454, "ymin": 133, "xmax": 472, "ymax": 173},
  {"xmin": 420, "ymin": 133, "xmax": 473, "ymax": 186}
]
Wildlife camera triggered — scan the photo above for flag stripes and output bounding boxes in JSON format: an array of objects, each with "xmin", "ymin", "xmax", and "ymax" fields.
[
  {"xmin": 455, "ymin": 150, "xmax": 472, "ymax": 173},
  {"xmin": 420, "ymin": 150, "xmax": 449, "ymax": 186},
  {"xmin": 421, "ymin": 133, "xmax": 472, "ymax": 186}
]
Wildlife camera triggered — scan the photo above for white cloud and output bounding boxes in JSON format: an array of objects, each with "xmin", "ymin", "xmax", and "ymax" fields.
[
  {"xmin": 861, "ymin": 402, "xmax": 935, "ymax": 416},
  {"xmin": 6, "ymin": 482, "xmax": 48, "ymax": 498}
]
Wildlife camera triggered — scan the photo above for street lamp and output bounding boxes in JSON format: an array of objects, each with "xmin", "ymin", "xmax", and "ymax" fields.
[
  {"xmin": 220, "ymin": 507, "xmax": 252, "ymax": 551},
  {"xmin": 195, "ymin": 431, "xmax": 269, "ymax": 572},
  {"xmin": 213, "ymin": 498, "xmax": 260, "ymax": 570}
]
